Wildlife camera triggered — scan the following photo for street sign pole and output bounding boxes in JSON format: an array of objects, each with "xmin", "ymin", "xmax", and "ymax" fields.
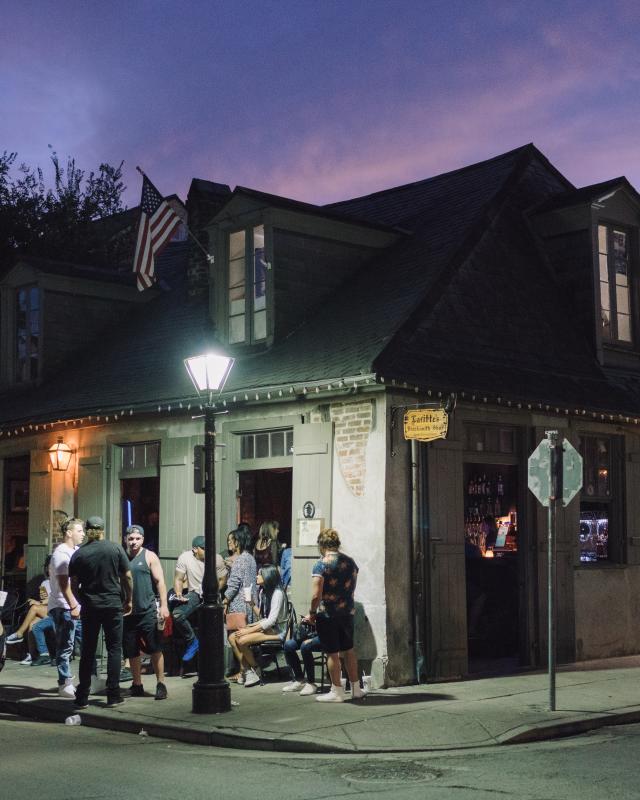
[{"xmin": 546, "ymin": 430, "xmax": 561, "ymax": 712}]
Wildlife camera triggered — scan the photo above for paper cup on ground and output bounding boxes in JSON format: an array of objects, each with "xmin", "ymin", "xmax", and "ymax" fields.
[{"xmin": 362, "ymin": 675, "xmax": 372, "ymax": 692}]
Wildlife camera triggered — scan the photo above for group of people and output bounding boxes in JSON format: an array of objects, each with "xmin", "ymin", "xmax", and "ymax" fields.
[
  {"xmin": 6, "ymin": 516, "xmax": 169, "ymax": 707},
  {"xmin": 5, "ymin": 513, "xmax": 367, "ymax": 706}
]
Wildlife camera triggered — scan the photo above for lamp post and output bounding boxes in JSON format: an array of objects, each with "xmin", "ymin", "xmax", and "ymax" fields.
[{"xmin": 184, "ymin": 350, "xmax": 234, "ymax": 714}]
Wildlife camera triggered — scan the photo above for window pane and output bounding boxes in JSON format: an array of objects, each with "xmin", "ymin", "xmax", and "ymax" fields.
[
  {"xmin": 229, "ymin": 314, "xmax": 245, "ymax": 344},
  {"xmin": 122, "ymin": 446, "xmax": 134, "ymax": 470},
  {"xmin": 271, "ymin": 431, "xmax": 284, "ymax": 456},
  {"xmin": 255, "ymin": 433, "xmax": 269, "ymax": 458},
  {"xmin": 618, "ymin": 313, "xmax": 631, "ymax": 342},
  {"xmin": 600, "ymin": 282, "xmax": 610, "ymax": 311},
  {"xmin": 240, "ymin": 435, "xmax": 254, "ymax": 459},
  {"xmin": 612, "ymin": 230, "xmax": 627, "ymax": 277},
  {"xmin": 229, "ymin": 230, "xmax": 245, "ymax": 260},
  {"xmin": 499, "ymin": 429, "xmax": 515, "ymax": 453},
  {"xmin": 579, "ymin": 505, "xmax": 609, "ymax": 562},
  {"xmin": 286, "ymin": 430, "xmax": 293, "ymax": 454},
  {"xmin": 253, "ymin": 225, "xmax": 266, "ymax": 311},
  {"xmin": 229, "ymin": 230, "xmax": 246, "ymax": 319},
  {"xmin": 598, "ymin": 224, "xmax": 608, "ymax": 253},
  {"xmin": 145, "ymin": 442, "xmax": 159, "ymax": 467},
  {"xmin": 599, "ymin": 253, "xmax": 609, "ymax": 282},
  {"xmin": 616, "ymin": 285, "xmax": 630, "ymax": 315},
  {"xmin": 253, "ymin": 309, "xmax": 267, "ymax": 340}
]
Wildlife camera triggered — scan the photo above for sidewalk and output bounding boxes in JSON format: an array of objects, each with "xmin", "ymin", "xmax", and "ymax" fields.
[{"xmin": 2, "ymin": 655, "xmax": 640, "ymax": 753}]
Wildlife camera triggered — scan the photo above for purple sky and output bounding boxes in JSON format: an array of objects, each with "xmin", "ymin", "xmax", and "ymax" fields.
[{"xmin": 3, "ymin": 0, "xmax": 640, "ymax": 208}]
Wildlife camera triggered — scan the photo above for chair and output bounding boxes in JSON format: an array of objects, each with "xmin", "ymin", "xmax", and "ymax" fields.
[{"xmin": 250, "ymin": 601, "xmax": 295, "ymax": 682}]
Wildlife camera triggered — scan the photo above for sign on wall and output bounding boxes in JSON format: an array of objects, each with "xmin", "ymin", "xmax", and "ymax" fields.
[{"xmin": 403, "ymin": 408, "xmax": 449, "ymax": 442}]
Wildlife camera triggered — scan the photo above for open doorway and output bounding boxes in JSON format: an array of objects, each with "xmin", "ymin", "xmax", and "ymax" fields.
[
  {"xmin": 120, "ymin": 477, "xmax": 160, "ymax": 554},
  {"xmin": 237, "ymin": 468, "xmax": 292, "ymax": 547},
  {"xmin": 2, "ymin": 455, "xmax": 30, "ymax": 595},
  {"xmin": 464, "ymin": 463, "xmax": 520, "ymax": 675}
]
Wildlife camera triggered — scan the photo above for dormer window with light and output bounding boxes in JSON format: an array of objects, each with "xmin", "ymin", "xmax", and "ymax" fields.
[
  {"xmin": 598, "ymin": 224, "xmax": 633, "ymax": 345},
  {"xmin": 228, "ymin": 224, "xmax": 268, "ymax": 344}
]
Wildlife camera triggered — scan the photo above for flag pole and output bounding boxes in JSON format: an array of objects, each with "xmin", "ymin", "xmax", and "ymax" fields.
[{"xmin": 136, "ymin": 166, "xmax": 215, "ymax": 265}]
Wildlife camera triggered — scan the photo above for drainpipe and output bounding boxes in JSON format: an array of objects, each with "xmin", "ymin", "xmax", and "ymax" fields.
[{"xmin": 411, "ymin": 438, "xmax": 426, "ymax": 683}]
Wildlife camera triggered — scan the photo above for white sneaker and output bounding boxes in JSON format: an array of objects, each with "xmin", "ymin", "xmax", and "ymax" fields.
[
  {"xmin": 351, "ymin": 683, "xmax": 368, "ymax": 700},
  {"xmin": 58, "ymin": 681, "xmax": 76, "ymax": 699},
  {"xmin": 6, "ymin": 633, "xmax": 23, "ymax": 644},
  {"xmin": 316, "ymin": 685, "xmax": 346, "ymax": 703},
  {"xmin": 244, "ymin": 669, "xmax": 261, "ymax": 688},
  {"xmin": 282, "ymin": 680, "xmax": 304, "ymax": 693},
  {"xmin": 20, "ymin": 654, "xmax": 33, "ymax": 665},
  {"xmin": 90, "ymin": 676, "xmax": 107, "ymax": 694},
  {"xmin": 299, "ymin": 682, "xmax": 318, "ymax": 696}
]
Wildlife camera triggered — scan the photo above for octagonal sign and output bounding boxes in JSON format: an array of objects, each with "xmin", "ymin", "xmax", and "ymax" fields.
[
  {"xmin": 528, "ymin": 439, "xmax": 552, "ymax": 506},
  {"xmin": 561, "ymin": 439, "xmax": 583, "ymax": 507}
]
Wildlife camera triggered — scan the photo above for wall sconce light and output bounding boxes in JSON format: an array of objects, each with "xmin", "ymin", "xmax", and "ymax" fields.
[{"xmin": 49, "ymin": 436, "xmax": 74, "ymax": 471}]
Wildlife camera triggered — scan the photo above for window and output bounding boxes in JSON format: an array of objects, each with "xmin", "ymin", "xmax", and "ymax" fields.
[
  {"xmin": 15, "ymin": 285, "xmax": 40, "ymax": 383},
  {"xmin": 240, "ymin": 430, "xmax": 293, "ymax": 460},
  {"xmin": 228, "ymin": 224, "xmax": 267, "ymax": 344},
  {"xmin": 598, "ymin": 224, "xmax": 633, "ymax": 344},
  {"xmin": 578, "ymin": 435, "xmax": 622, "ymax": 562},
  {"xmin": 120, "ymin": 441, "xmax": 160, "ymax": 472}
]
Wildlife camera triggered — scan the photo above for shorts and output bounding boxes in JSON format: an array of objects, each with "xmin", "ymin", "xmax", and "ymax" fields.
[
  {"xmin": 315, "ymin": 612, "xmax": 354, "ymax": 654},
  {"xmin": 123, "ymin": 610, "xmax": 161, "ymax": 658}
]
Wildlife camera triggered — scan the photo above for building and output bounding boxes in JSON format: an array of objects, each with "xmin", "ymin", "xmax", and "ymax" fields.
[{"xmin": 2, "ymin": 143, "xmax": 640, "ymax": 686}]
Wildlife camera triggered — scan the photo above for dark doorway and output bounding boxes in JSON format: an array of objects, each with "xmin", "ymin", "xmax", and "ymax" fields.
[
  {"xmin": 121, "ymin": 477, "xmax": 160, "ymax": 554},
  {"xmin": 464, "ymin": 463, "xmax": 520, "ymax": 674},
  {"xmin": 2, "ymin": 455, "xmax": 30, "ymax": 595},
  {"xmin": 238, "ymin": 468, "xmax": 292, "ymax": 546}
]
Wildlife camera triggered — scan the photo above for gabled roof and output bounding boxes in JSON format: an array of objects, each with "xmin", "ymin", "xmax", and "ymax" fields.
[
  {"xmin": 2, "ymin": 144, "xmax": 640, "ymax": 430},
  {"xmin": 534, "ymin": 176, "xmax": 640, "ymax": 213}
]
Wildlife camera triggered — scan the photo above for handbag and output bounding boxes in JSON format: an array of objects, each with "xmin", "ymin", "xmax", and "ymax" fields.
[
  {"xmin": 225, "ymin": 611, "xmax": 248, "ymax": 631},
  {"xmin": 294, "ymin": 620, "xmax": 316, "ymax": 643}
]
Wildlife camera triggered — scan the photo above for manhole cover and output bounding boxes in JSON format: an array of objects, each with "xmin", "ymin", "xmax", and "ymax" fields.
[{"xmin": 342, "ymin": 761, "xmax": 442, "ymax": 785}]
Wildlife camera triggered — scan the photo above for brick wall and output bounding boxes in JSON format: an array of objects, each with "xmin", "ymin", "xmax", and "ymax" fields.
[{"xmin": 330, "ymin": 400, "xmax": 374, "ymax": 497}]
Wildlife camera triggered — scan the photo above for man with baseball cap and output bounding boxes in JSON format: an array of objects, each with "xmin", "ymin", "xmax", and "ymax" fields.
[
  {"xmin": 69, "ymin": 516, "xmax": 133, "ymax": 707},
  {"xmin": 171, "ymin": 536, "xmax": 227, "ymax": 662},
  {"xmin": 124, "ymin": 524, "xmax": 169, "ymax": 700}
]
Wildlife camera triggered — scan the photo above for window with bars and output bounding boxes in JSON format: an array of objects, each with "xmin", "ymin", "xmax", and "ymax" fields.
[
  {"xmin": 240, "ymin": 430, "xmax": 293, "ymax": 460},
  {"xmin": 120, "ymin": 441, "xmax": 160, "ymax": 473}
]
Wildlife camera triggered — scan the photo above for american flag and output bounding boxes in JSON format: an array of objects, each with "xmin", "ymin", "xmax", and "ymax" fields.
[{"xmin": 133, "ymin": 174, "xmax": 182, "ymax": 291}]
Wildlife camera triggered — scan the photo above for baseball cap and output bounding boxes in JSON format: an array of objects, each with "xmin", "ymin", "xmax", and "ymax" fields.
[
  {"xmin": 86, "ymin": 516, "xmax": 105, "ymax": 530},
  {"xmin": 192, "ymin": 535, "xmax": 205, "ymax": 549},
  {"xmin": 127, "ymin": 524, "xmax": 144, "ymax": 536}
]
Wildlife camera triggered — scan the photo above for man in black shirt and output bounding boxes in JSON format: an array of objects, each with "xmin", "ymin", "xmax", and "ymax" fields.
[{"xmin": 69, "ymin": 516, "xmax": 133, "ymax": 707}]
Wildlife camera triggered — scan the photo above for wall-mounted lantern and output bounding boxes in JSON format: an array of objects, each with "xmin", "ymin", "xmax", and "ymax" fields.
[{"xmin": 49, "ymin": 436, "xmax": 74, "ymax": 471}]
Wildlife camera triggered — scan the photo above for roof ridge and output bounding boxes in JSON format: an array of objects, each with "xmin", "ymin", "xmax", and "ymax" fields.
[{"xmin": 324, "ymin": 143, "xmax": 536, "ymax": 210}]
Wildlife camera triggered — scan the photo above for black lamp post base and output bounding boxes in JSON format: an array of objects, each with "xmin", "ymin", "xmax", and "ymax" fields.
[{"xmin": 192, "ymin": 680, "xmax": 231, "ymax": 714}]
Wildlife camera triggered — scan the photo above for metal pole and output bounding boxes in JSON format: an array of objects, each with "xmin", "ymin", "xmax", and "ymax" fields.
[
  {"xmin": 546, "ymin": 430, "xmax": 560, "ymax": 712},
  {"xmin": 192, "ymin": 404, "xmax": 231, "ymax": 713}
]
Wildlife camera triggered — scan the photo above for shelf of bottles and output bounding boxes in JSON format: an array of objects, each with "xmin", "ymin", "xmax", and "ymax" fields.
[
  {"xmin": 464, "ymin": 465, "xmax": 518, "ymax": 558},
  {"xmin": 579, "ymin": 508, "xmax": 608, "ymax": 562}
]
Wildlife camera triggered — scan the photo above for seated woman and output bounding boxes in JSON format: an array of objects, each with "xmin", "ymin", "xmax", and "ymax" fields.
[
  {"xmin": 6, "ymin": 556, "xmax": 51, "ymax": 649},
  {"xmin": 228, "ymin": 565, "xmax": 288, "ymax": 688},
  {"xmin": 282, "ymin": 621, "xmax": 323, "ymax": 696}
]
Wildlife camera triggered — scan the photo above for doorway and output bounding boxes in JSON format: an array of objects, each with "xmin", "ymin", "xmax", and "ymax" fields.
[
  {"xmin": 237, "ymin": 468, "xmax": 292, "ymax": 547},
  {"xmin": 464, "ymin": 463, "xmax": 520, "ymax": 674},
  {"xmin": 120, "ymin": 477, "xmax": 160, "ymax": 554},
  {"xmin": 2, "ymin": 455, "xmax": 30, "ymax": 594}
]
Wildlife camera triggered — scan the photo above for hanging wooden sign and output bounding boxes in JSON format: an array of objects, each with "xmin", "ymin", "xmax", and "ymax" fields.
[{"xmin": 403, "ymin": 408, "xmax": 449, "ymax": 442}]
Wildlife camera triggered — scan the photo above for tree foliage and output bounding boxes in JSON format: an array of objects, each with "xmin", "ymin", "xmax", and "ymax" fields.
[{"xmin": 0, "ymin": 148, "xmax": 131, "ymax": 268}]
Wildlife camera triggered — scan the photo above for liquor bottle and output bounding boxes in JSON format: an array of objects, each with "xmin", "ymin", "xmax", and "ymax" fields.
[
  {"xmin": 481, "ymin": 474, "xmax": 488, "ymax": 495},
  {"xmin": 497, "ymin": 474, "xmax": 504, "ymax": 496}
]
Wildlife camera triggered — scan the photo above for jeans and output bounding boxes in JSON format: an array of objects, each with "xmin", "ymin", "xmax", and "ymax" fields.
[
  {"xmin": 77, "ymin": 608, "xmax": 123, "ymax": 700},
  {"xmin": 171, "ymin": 591, "xmax": 201, "ymax": 644},
  {"xmin": 284, "ymin": 636, "xmax": 323, "ymax": 683},
  {"xmin": 32, "ymin": 615, "xmax": 55, "ymax": 656},
  {"xmin": 50, "ymin": 608, "xmax": 81, "ymax": 686}
]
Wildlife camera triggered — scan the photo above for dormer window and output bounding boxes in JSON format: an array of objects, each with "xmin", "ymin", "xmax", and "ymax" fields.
[
  {"xmin": 598, "ymin": 224, "xmax": 632, "ymax": 344},
  {"xmin": 228, "ymin": 224, "xmax": 267, "ymax": 344},
  {"xmin": 15, "ymin": 284, "xmax": 41, "ymax": 383}
]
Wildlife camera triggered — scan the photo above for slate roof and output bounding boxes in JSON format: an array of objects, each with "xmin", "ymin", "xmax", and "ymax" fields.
[{"xmin": 3, "ymin": 144, "xmax": 640, "ymax": 429}]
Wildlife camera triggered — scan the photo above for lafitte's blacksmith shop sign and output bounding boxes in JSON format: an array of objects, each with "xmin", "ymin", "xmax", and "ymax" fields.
[{"xmin": 403, "ymin": 408, "xmax": 449, "ymax": 442}]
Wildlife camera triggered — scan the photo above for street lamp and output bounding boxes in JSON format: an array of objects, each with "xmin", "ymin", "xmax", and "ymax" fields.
[{"xmin": 184, "ymin": 350, "xmax": 234, "ymax": 713}]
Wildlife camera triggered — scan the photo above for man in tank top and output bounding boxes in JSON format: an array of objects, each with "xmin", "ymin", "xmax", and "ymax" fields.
[{"xmin": 123, "ymin": 525, "xmax": 170, "ymax": 700}]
